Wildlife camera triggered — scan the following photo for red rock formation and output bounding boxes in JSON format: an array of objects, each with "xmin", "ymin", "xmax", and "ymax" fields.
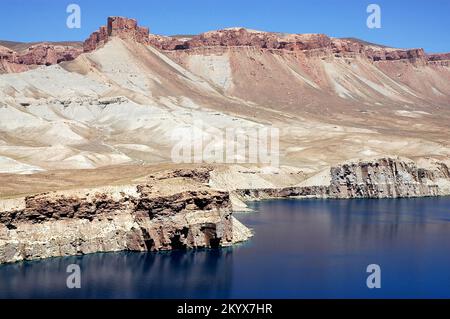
[
  {"xmin": 148, "ymin": 28, "xmax": 333, "ymax": 52},
  {"xmin": 2, "ymin": 16, "xmax": 449, "ymax": 73},
  {"xmin": 427, "ymin": 53, "xmax": 450, "ymax": 66},
  {"xmin": 15, "ymin": 44, "xmax": 81, "ymax": 65},
  {"xmin": 149, "ymin": 28, "xmax": 431, "ymax": 63},
  {"xmin": 0, "ymin": 43, "xmax": 82, "ymax": 73},
  {"xmin": 83, "ymin": 26, "xmax": 108, "ymax": 52},
  {"xmin": 83, "ymin": 16, "xmax": 150, "ymax": 52}
]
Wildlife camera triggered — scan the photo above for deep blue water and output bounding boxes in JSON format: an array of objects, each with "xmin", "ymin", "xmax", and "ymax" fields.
[{"xmin": 1, "ymin": 197, "xmax": 450, "ymax": 298}]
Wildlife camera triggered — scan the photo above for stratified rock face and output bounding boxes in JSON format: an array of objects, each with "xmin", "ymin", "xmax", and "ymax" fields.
[
  {"xmin": 18, "ymin": 44, "xmax": 82, "ymax": 65},
  {"xmin": 83, "ymin": 16, "xmax": 150, "ymax": 52},
  {"xmin": 148, "ymin": 29, "xmax": 334, "ymax": 52},
  {"xmin": 330, "ymin": 39, "xmax": 427, "ymax": 63},
  {"xmin": 328, "ymin": 158, "xmax": 442, "ymax": 198},
  {"xmin": 0, "ymin": 171, "xmax": 252, "ymax": 264},
  {"xmin": 3, "ymin": 16, "xmax": 449, "ymax": 73},
  {"xmin": 235, "ymin": 158, "xmax": 450, "ymax": 200},
  {"xmin": 149, "ymin": 28, "xmax": 435, "ymax": 63},
  {"xmin": 83, "ymin": 25, "xmax": 109, "ymax": 52},
  {"xmin": 0, "ymin": 43, "xmax": 82, "ymax": 72}
]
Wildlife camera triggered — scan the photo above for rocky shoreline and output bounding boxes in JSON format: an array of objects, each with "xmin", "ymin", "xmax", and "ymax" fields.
[
  {"xmin": 234, "ymin": 157, "xmax": 450, "ymax": 202},
  {"xmin": 0, "ymin": 169, "xmax": 252, "ymax": 264},
  {"xmin": 1, "ymin": 158, "xmax": 449, "ymax": 264}
]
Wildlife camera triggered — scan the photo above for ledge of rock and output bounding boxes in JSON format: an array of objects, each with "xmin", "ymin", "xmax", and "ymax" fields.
[
  {"xmin": 83, "ymin": 16, "xmax": 150, "ymax": 52},
  {"xmin": 0, "ymin": 169, "xmax": 252, "ymax": 264},
  {"xmin": 0, "ymin": 43, "xmax": 82, "ymax": 73},
  {"xmin": 2, "ymin": 16, "xmax": 450, "ymax": 73},
  {"xmin": 235, "ymin": 157, "xmax": 450, "ymax": 200},
  {"xmin": 149, "ymin": 28, "xmax": 438, "ymax": 64}
]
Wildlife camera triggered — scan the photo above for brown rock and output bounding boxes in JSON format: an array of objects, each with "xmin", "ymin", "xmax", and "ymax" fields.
[
  {"xmin": 235, "ymin": 158, "xmax": 449, "ymax": 201},
  {"xmin": 0, "ymin": 169, "xmax": 252, "ymax": 264},
  {"xmin": 83, "ymin": 16, "xmax": 150, "ymax": 52},
  {"xmin": 0, "ymin": 43, "xmax": 82, "ymax": 72}
]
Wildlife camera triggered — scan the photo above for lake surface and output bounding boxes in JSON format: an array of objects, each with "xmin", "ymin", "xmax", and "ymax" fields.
[{"xmin": 1, "ymin": 197, "xmax": 450, "ymax": 298}]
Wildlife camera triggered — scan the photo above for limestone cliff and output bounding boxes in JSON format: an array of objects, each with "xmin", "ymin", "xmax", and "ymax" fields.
[
  {"xmin": 0, "ymin": 171, "xmax": 252, "ymax": 264},
  {"xmin": 235, "ymin": 158, "xmax": 450, "ymax": 201},
  {"xmin": 0, "ymin": 43, "xmax": 82, "ymax": 73}
]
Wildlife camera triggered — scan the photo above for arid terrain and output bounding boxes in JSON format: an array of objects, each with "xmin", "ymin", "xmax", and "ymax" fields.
[
  {"xmin": 1, "ymin": 17, "xmax": 450, "ymax": 178},
  {"xmin": 1, "ymin": 17, "xmax": 450, "ymax": 262}
]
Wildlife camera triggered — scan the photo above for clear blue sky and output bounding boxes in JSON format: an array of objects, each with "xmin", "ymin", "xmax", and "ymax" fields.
[{"xmin": 1, "ymin": 0, "xmax": 449, "ymax": 53}]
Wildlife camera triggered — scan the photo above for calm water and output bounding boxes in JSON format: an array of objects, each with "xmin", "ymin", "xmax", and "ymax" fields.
[{"xmin": 1, "ymin": 197, "xmax": 450, "ymax": 298}]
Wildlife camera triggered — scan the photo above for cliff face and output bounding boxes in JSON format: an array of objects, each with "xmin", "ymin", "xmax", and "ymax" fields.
[
  {"xmin": 328, "ymin": 158, "xmax": 443, "ymax": 198},
  {"xmin": 3, "ymin": 17, "xmax": 449, "ymax": 74},
  {"xmin": 0, "ymin": 170, "xmax": 252, "ymax": 264},
  {"xmin": 235, "ymin": 158, "xmax": 450, "ymax": 200},
  {"xmin": 83, "ymin": 16, "xmax": 150, "ymax": 52},
  {"xmin": 149, "ymin": 28, "xmax": 443, "ymax": 64},
  {"xmin": 1, "ymin": 159, "xmax": 449, "ymax": 263},
  {"xmin": 0, "ymin": 43, "xmax": 82, "ymax": 73},
  {"xmin": 0, "ymin": 16, "xmax": 150, "ymax": 73}
]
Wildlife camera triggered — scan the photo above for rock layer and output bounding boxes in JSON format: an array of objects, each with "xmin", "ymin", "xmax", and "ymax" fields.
[
  {"xmin": 83, "ymin": 16, "xmax": 150, "ymax": 52},
  {"xmin": 2, "ymin": 16, "xmax": 450, "ymax": 74},
  {"xmin": 0, "ymin": 171, "xmax": 252, "ymax": 264},
  {"xmin": 235, "ymin": 158, "xmax": 450, "ymax": 200},
  {"xmin": 149, "ymin": 28, "xmax": 446, "ymax": 64},
  {"xmin": 0, "ymin": 43, "xmax": 82, "ymax": 73}
]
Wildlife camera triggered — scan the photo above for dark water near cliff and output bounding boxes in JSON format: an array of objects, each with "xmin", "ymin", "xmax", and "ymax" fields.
[{"xmin": 1, "ymin": 197, "xmax": 450, "ymax": 299}]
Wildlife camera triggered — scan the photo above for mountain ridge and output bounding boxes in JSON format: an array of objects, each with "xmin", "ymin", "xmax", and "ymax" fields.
[
  {"xmin": 0, "ymin": 16, "xmax": 449, "ymax": 178},
  {"xmin": 1, "ymin": 16, "xmax": 449, "ymax": 74}
]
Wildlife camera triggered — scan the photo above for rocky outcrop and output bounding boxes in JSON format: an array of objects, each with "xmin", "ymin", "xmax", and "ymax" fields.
[
  {"xmin": 328, "ymin": 158, "xmax": 442, "ymax": 198},
  {"xmin": 235, "ymin": 158, "xmax": 450, "ymax": 201},
  {"xmin": 0, "ymin": 171, "xmax": 252, "ymax": 264},
  {"xmin": 428, "ymin": 53, "xmax": 450, "ymax": 61},
  {"xmin": 15, "ymin": 44, "xmax": 82, "ymax": 65},
  {"xmin": 0, "ymin": 43, "xmax": 82, "ymax": 73},
  {"xmin": 148, "ymin": 29, "xmax": 334, "ymax": 52},
  {"xmin": 427, "ymin": 53, "xmax": 450, "ymax": 66},
  {"xmin": 83, "ymin": 25, "xmax": 109, "ymax": 52},
  {"xmin": 236, "ymin": 186, "xmax": 329, "ymax": 201},
  {"xmin": 149, "ymin": 28, "xmax": 436, "ymax": 64},
  {"xmin": 83, "ymin": 16, "xmax": 150, "ymax": 52},
  {"xmin": 2, "ymin": 16, "xmax": 449, "ymax": 73},
  {"xmin": 331, "ymin": 38, "xmax": 427, "ymax": 63},
  {"xmin": 0, "ymin": 16, "xmax": 151, "ymax": 73}
]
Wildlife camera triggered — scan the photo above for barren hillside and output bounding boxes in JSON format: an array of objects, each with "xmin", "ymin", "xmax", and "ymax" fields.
[{"xmin": 1, "ymin": 16, "xmax": 449, "ymax": 195}]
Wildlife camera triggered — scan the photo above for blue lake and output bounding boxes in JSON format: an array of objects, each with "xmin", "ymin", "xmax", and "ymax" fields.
[{"xmin": 1, "ymin": 197, "xmax": 450, "ymax": 298}]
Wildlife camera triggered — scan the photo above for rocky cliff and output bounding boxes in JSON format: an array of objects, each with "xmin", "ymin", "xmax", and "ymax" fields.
[
  {"xmin": 0, "ymin": 170, "xmax": 252, "ymax": 264},
  {"xmin": 149, "ymin": 27, "xmax": 445, "ymax": 64},
  {"xmin": 235, "ymin": 158, "xmax": 450, "ymax": 201},
  {"xmin": 1, "ymin": 159, "xmax": 449, "ymax": 263},
  {"xmin": 0, "ymin": 16, "xmax": 150, "ymax": 73},
  {"xmin": 328, "ymin": 158, "xmax": 445, "ymax": 198},
  {"xmin": 0, "ymin": 43, "xmax": 82, "ymax": 73},
  {"xmin": 2, "ymin": 17, "xmax": 449, "ymax": 74},
  {"xmin": 83, "ymin": 16, "xmax": 150, "ymax": 52}
]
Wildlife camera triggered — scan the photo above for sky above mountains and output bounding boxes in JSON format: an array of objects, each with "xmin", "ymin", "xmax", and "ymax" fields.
[{"xmin": 1, "ymin": 0, "xmax": 449, "ymax": 53}]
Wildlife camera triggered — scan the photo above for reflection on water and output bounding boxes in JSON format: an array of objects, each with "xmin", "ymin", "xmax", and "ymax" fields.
[
  {"xmin": 1, "ymin": 197, "xmax": 450, "ymax": 298},
  {"xmin": 0, "ymin": 249, "xmax": 233, "ymax": 298}
]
